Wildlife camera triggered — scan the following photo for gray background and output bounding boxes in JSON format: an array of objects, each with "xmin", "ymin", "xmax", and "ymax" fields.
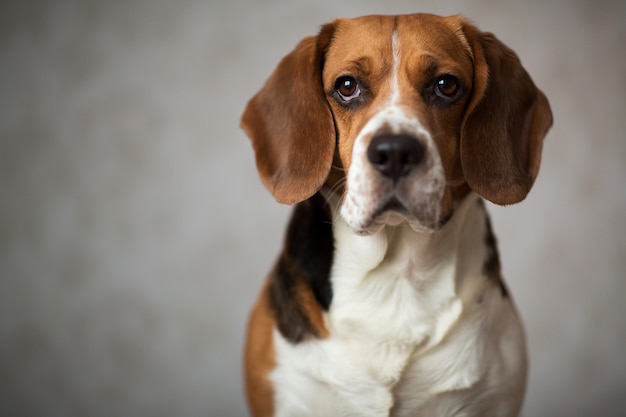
[{"xmin": 1, "ymin": 1, "xmax": 625, "ymax": 416}]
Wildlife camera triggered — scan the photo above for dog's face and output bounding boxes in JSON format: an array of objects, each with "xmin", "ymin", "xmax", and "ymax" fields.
[
  {"xmin": 322, "ymin": 15, "xmax": 475, "ymax": 233},
  {"xmin": 242, "ymin": 14, "xmax": 552, "ymax": 235}
]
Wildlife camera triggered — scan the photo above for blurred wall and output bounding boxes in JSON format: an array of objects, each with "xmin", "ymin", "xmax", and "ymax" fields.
[{"xmin": 1, "ymin": 1, "xmax": 624, "ymax": 416}]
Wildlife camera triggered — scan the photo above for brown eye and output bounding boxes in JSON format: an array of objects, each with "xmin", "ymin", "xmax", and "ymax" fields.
[
  {"xmin": 435, "ymin": 75, "xmax": 459, "ymax": 99},
  {"xmin": 335, "ymin": 76, "xmax": 361, "ymax": 102}
]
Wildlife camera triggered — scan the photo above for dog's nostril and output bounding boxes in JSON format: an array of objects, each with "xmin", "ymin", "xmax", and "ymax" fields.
[
  {"xmin": 371, "ymin": 151, "xmax": 388, "ymax": 166},
  {"xmin": 367, "ymin": 134, "xmax": 424, "ymax": 180}
]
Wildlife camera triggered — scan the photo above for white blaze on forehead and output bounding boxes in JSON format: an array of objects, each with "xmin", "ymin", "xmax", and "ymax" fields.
[{"xmin": 390, "ymin": 29, "xmax": 401, "ymax": 106}]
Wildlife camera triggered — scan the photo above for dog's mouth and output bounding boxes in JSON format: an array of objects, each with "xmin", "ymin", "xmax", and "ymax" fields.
[
  {"xmin": 356, "ymin": 195, "xmax": 425, "ymax": 233},
  {"xmin": 373, "ymin": 197, "xmax": 409, "ymax": 218}
]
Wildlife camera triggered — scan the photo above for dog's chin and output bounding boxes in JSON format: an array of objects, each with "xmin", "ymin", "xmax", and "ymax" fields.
[{"xmin": 343, "ymin": 198, "xmax": 444, "ymax": 236}]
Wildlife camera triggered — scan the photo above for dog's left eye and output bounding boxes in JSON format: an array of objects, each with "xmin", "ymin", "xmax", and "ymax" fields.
[
  {"xmin": 434, "ymin": 75, "xmax": 460, "ymax": 99},
  {"xmin": 334, "ymin": 76, "xmax": 361, "ymax": 103}
]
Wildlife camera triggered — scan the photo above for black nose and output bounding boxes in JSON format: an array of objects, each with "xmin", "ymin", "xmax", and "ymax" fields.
[{"xmin": 367, "ymin": 134, "xmax": 424, "ymax": 181}]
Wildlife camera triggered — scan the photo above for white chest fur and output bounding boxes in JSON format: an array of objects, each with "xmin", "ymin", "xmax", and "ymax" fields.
[{"xmin": 270, "ymin": 195, "xmax": 526, "ymax": 417}]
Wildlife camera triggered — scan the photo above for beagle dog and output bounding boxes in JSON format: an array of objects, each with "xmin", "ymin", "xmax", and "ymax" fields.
[{"xmin": 241, "ymin": 13, "xmax": 552, "ymax": 417}]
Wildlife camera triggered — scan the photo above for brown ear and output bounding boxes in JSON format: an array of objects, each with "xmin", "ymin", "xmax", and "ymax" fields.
[
  {"xmin": 460, "ymin": 22, "xmax": 553, "ymax": 205},
  {"xmin": 241, "ymin": 24, "xmax": 337, "ymax": 205}
]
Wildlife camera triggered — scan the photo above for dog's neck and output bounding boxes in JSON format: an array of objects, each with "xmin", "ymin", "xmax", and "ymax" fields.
[{"xmin": 325, "ymin": 191, "xmax": 491, "ymax": 355}]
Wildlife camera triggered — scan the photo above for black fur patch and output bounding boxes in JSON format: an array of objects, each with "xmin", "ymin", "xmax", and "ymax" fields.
[
  {"xmin": 269, "ymin": 194, "xmax": 334, "ymax": 343},
  {"xmin": 482, "ymin": 211, "xmax": 509, "ymax": 298}
]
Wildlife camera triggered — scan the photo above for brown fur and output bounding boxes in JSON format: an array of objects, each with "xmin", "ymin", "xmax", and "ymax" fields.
[
  {"xmin": 244, "ymin": 280, "xmax": 276, "ymax": 417},
  {"xmin": 294, "ymin": 276, "xmax": 330, "ymax": 339}
]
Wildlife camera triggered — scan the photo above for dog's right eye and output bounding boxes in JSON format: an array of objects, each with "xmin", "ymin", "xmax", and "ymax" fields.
[{"xmin": 334, "ymin": 76, "xmax": 361, "ymax": 103}]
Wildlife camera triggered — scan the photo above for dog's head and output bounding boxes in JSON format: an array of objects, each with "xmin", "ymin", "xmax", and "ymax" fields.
[{"xmin": 241, "ymin": 14, "xmax": 552, "ymax": 235}]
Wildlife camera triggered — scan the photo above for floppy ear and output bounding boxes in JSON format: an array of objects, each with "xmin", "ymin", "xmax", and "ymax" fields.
[
  {"xmin": 241, "ymin": 24, "xmax": 337, "ymax": 205},
  {"xmin": 459, "ymin": 22, "xmax": 553, "ymax": 205}
]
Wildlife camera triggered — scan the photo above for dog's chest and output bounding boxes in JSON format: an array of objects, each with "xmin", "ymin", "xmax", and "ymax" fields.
[{"xmin": 271, "ymin": 218, "xmax": 490, "ymax": 416}]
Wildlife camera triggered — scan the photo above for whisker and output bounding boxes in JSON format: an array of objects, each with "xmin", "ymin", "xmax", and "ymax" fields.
[
  {"xmin": 329, "ymin": 178, "xmax": 347, "ymax": 196},
  {"xmin": 320, "ymin": 179, "xmax": 347, "ymax": 223},
  {"xmin": 331, "ymin": 198, "xmax": 344, "ymax": 224}
]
